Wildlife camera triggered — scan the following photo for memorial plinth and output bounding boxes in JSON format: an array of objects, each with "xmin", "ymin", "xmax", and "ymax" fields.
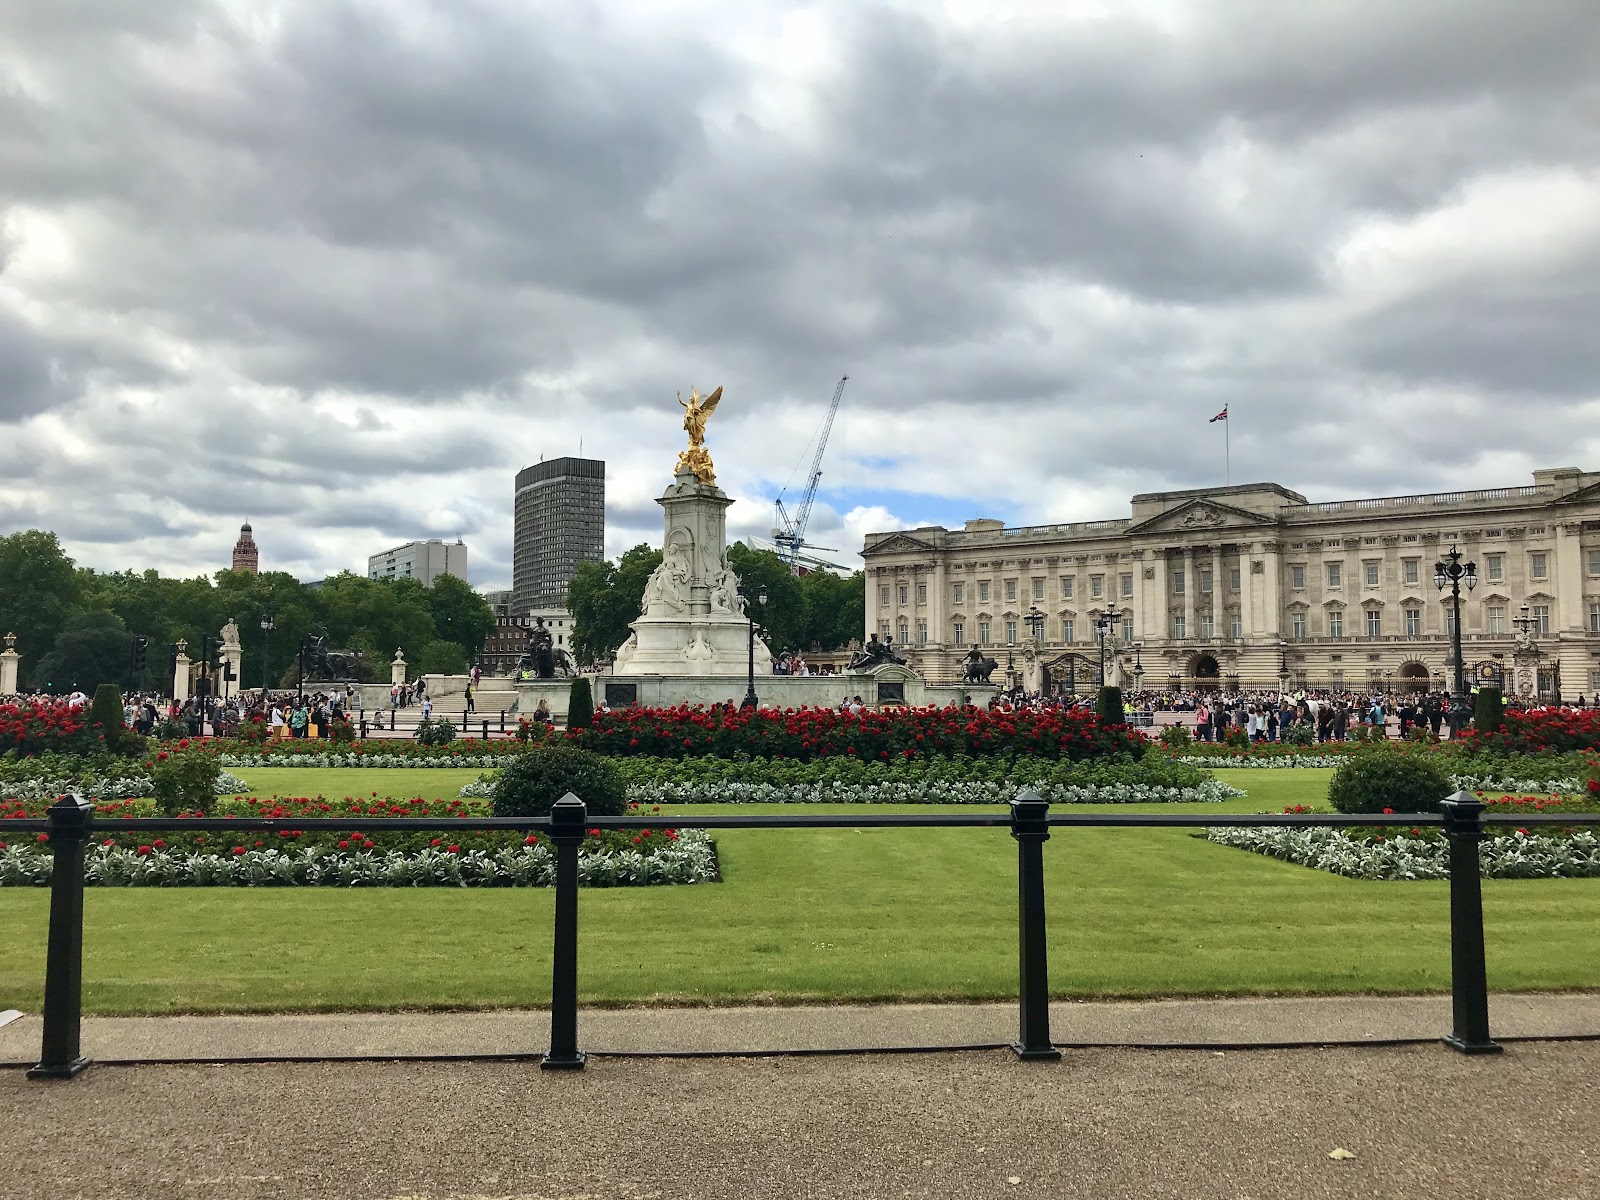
[{"xmin": 612, "ymin": 469, "xmax": 772, "ymax": 677}]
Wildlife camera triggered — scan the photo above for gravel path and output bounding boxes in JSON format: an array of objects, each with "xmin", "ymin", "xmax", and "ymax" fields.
[{"xmin": 5, "ymin": 1042, "xmax": 1596, "ymax": 1199}]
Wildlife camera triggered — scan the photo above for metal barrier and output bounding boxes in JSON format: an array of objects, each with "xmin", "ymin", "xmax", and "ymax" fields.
[{"xmin": 16, "ymin": 791, "xmax": 1591, "ymax": 1080}]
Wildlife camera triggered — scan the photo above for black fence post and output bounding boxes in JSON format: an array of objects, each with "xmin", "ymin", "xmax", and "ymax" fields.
[
  {"xmin": 481, "ymin": 719, "xmax": 489, "ymax": 741},
  {"xmin": 1441, "ymin": 791, "xmax": 1502, "ymax": 1055},
  {"xmin": 1010, "ymin": 791, "xmax": 1061, "ymax": 1062},
  {"xmin": 499, "ymin": 709, "xmax": 506, "ymax": 733},
  {"xmin": 28, "ymin": 795, "xmax": 95, "ymax": 1081},
  {"xmin": 359, "ymin": 717, "xmax": 368, "ymax": 739},
  {"xmin": 389, "ymin": 708, "xmax": 396, "ymax": 732},
  {"xmin": 543, "ymin": 793, "xmax": 587, "ymax": 1070}
]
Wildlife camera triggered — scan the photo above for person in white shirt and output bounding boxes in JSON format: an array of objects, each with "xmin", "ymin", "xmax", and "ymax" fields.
[{"xmin": 269, "ymin": 703, "xmax": 286, "ymax": 739}]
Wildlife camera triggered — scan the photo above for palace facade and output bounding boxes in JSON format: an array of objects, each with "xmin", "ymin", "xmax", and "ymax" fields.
[{"xmin": 860, "ymin": 468, "xmax": 1600, "ymax": 699}]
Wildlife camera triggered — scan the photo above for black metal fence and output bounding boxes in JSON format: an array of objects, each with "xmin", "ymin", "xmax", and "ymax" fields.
[{"xmin": 11, "ymin": 791, "xmax": 1598, "ymax": 1080}]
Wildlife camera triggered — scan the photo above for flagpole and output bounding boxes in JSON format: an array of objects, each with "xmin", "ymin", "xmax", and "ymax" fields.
[{"xmin": 1225, "ymin": 410, "xmax": 1230, "ymax": 486}]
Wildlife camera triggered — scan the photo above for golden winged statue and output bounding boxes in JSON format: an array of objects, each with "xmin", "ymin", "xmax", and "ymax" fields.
[{"xmin": 675, "ymin": 385, "xmax": 723, "ymax": 484}]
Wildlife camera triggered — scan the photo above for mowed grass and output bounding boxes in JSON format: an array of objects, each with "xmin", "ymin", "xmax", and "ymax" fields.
[{"xmin": 1, "ymin": 766, "xmax": 1597, "ymax": 1014}]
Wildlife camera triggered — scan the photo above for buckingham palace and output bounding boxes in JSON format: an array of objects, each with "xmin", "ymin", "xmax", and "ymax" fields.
[{"xmin": 860, "ymin": 467, "xmax": 1600, "ymax": 699}]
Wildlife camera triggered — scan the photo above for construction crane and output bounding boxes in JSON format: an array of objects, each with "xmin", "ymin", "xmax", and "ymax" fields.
[{"xmin": 773, "ymin": 375, "xmax": 848, "ymax": 574}]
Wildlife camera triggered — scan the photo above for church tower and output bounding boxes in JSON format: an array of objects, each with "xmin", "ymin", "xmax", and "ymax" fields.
[{"xmin": 231, "ymin": 523, "xmax": 260, "ymax": 574}]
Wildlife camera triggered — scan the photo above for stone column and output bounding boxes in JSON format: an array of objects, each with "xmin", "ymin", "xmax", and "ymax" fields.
[
  {"xmin": 1182, "ymin": 546, "xmax": 1196, "ymax": 640},
  {"xmin": 1209, "ymin": 545, "xmax": 1221, "ymax": 638},
  {"xmin": 391, "ymin": 649, "xmax": 408, "ymax": 686},
  {"xmin": 0, "ymin": 633, "xmax": 19, "ymax": 695},
  {"xmin": 1149, "ymin": 552, "xmax": 1168, "ymax": 640},
  {"xmin": 930, "ymin": 559, "xmax": 946, "ymax": 649},
  {"xmin": 221, "ymin": 646, "xmax": 243, "ymax": 702},
  {"xmin": 1555, "ymin": 523, "xmax": 1584, "ymax": 632},
  {"xmin": 1262, "ymin": 541, "xmax": 1284, "ymax": 636},
  {"xmin": 173, "ymin": 643, "xmax": 191, "ymax": 703},
  {"xmin": 1238, "ymin": 544, "xmax": 1255, "ymax": 640}
]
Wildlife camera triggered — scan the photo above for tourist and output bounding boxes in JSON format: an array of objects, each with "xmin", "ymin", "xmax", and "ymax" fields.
[
  {"xmin": 289, "ymin": 701, "xmax": 308, "ymax": 739},
  {"xmin": 465, "ymin": 683, "xmax": 476, "ymax": 715},
  {"xmin": 534, "ymin": 697, "xmax": 553, "ymax": 725},
  {"xmin": 269, "ymin": 700, "xmax": 286, "ymax": 739}
]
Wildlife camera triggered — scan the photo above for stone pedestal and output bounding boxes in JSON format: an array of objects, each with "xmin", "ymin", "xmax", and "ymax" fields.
[
  {"xmin": 172, "ymin": 653, "xmax": 191, "ymax": 703},
  {"xmin": 612, "ymin": 470, "xmax": 772, "ymax": 678},
  {"xmin": 0, "ymin": 634, "xmax": 19, "ymax": 695},
  {"xmin": 1511, "ymin": 646, "xmax": 1541, "ymax": 699},
  {"xmin": 220, "ymin": 647, "xmax": 242, "ymax": 702},
  {"xmin": 391, "ymin": 650, "xmax": 408, "ymax": 686}
]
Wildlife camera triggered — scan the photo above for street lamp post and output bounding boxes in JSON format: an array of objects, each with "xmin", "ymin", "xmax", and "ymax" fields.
[
  {"xmin": 1278, "ymin": 640, "xmax": 1290, "ymax": 695},
  {"xmin": 1091, "ymin": 607, "xmax": 1118, "ymax": 688},
  {"xmin": 740, "ymin": 583, "xmax": 769, "ymax": 710},
  {"xmin": 260, "ymin": 614, "xmax": 275, "ymax": 693},
  {"xmin": 1024, "ymin": 605, "xmax": 1045, "ymax": 646},
  {"xmin": 1434, "ymin": 544, "xmax": 1478, "ymax": 735},
  {"xmin": 1132, "ymin": 642, "xmax": 1145, "ymax": 696}
]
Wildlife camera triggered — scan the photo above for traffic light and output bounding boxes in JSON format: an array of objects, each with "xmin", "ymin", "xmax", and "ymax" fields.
[{"xmin": 131, "ymin": 635, "xmax": 148, "ymax": 671}]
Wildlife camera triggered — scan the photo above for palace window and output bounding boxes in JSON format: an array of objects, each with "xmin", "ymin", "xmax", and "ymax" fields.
[
  {"xmin": 879, "ymin": 621, "xmax": 890, "ymax": 638},
  {"xmin": 1230, "ymin": 615, "xmax": 1242, "ymax": 639},
  {"xmin": 1032, "ymin": 578, "xmax": 1045, "ymax": 600},
  {"xmin": 916, "ymin": 620, "xmax": 928, "ymax": 644},
  {"xmin": 1199, "ymin": 613, "xmax": 1214, "ymax": 639},
  {"xmin": 1365, "ymin": 561, "xmax": 1380, "ymax": 586},
  {"xmin": 978, "ymin": 621, "xmax": 991, "ymax": 644},
  {"xmin": 1591, "ymin": 668, "xmax": 1600, "ymax": 692},
  {"xmin": 1590, "ymin": 604, "xmax": 1600, "ymax": 634},
  {"xmin": 953, "ymin": 583, "xmax": 964, "ymax": 604},
  {"xmin": 1404, "ymin": 608, "xmax": 1421, "ymax": 636},
  {"xmin": 1327, "ymin": 563, "xmax": 1342, "ymax": 588},
  {"xmin": 952, "ymin": 622, "xmax": 965, "ymax": 644},
  {"xmin": 1403, "ymin": 558, "xmax": 1419, "ymax": 585},
  {"xmin": 1290, "ymin": 612, "xmax": 1306, "ymax": 640},
  {"xmin": 1366, "ymin": 610, "xmax": 1382, "ymax": 637},
  {"xmin": 1290, "ymin": 565, "xmax": 1306, "ymax": 589},
  {"xmin": 1444, "ymin": 609, "xmax": 1458, "ymax": 636},
  {"xmin": 1120, "ymin": 573, "xmax": 1133, "ymax": 598},
  {"xmin": 1486, "ymin": 554, "xmax": 1504, "ymax": 581},
  {"xmin": 1488, "ymin": 605, "xmax": 1506, "ymax": 634},
  {"xmin": 1005, "ymin": 580, "xmax": 1017, "ymax": 602},
  {"xmin": 1172, "ymin": 570, "xmax": 1185, "ymax": 595},
  {"xmin": 1061, "ymin": 576, "xmax": 1073, "ymax": 598},
  {"xmin": 1590, "ymin": 549, "xmax": 1600, "ymax": 576},
  {"xmin": 898, "ymin": 584, "xmax": 908, "ymax": 605},
  {"xmin": 1062, "ymin": 618, "xmax": 1074, "ymax": 642},
  {"xmin": 916, "ymin": 583, "xmax": 927, "ymax": 605},
  {"xmin": 978, "ymin": 581, "xmax": 990, "ymax": 602},
  {"xmin": 897, "ymin": 621, "xmax": 909, "ymax": 645},
  {"xmin": 1123, "ymin": 617, "xmax": 1134, "ymax": 642},
  {"xmin": 1091, "ymin": 575, "xmax": 1104, "ymax": 598},
  {"xmin": 1530, "ymin": 552, "xmax": 1549, "ymax": 580},
  {"xmin": 1328, "ymin": 610, "xmax": 1344, "ymax": 638},
  {"xmin": 1005, "ymin": 620, "xmax": 1018, "ymax": 643},
  {"xmin": 1200, "ymin": 569, "xmax": 1213, "ymax": 594},
  {"xmin": 1230, "ymin": 567, "xmax": 1241, "ymax": 592},
  {"xmin": 879, "ymin": 586, "xmax": 890, "ymax": 606},
  {"xmin": 1172, "ymin": 615, "xmax": 1186, "ymax": 639},
  {"xmin": 1532, "ymin": 604, "xmax": 1550, "ymax": 635}
]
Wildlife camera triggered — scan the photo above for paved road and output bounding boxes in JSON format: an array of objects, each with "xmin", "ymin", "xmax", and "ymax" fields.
[{"xmin": 5, "ymin": 1042, "xmax": 1596, "ymax": 1199}]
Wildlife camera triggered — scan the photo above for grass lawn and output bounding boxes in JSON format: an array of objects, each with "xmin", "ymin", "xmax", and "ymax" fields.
[{"xmin": 1, "ymin": 766, "xmax": 1597, "ymax": 1014}]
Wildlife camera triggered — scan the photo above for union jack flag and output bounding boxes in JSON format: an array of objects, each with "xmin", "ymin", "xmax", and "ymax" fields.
[{"xmin": 1209, "ymin": 407, "xmax": 1228, "ymax": 423}]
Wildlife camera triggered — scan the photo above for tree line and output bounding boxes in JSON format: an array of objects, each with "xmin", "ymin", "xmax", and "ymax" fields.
[{"xmin": 0, "ymin": 530, "xmax": 494, "ymax": 693}]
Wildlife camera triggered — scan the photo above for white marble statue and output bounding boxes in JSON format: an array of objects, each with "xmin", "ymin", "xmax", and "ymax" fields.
[{"xmin": 220, "ymin": 619, "xmax": 242, "ymax": 650}]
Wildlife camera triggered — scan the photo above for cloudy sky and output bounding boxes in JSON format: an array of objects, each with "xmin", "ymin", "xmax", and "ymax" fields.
[{"xmin": 3, "ymin": 0, "xmax": 1598, "ymax": 589}]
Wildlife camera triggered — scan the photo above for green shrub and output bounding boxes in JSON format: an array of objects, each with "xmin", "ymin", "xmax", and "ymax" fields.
[
  {"xmin": 491, "ymin": 743, "xmax": 626, "ymax": 818},
  {"xmin": 1327, "ymin": 753, "xmax": 1453, "ymax": 814},
  {"xmin": 153, "ymin": 718, "xmax": 188, "ymax": 741},
  {"xmin": 1283, "ymin": 723, "xmax": 1316, "ymax": 747},
  {"xmin": 1158, "ymin": 723, "xmax": 1192, "ymax": 748},
  {"xmin": 568, "ymin": 677, "xmax": 594, "ymax": 730},
  {"xmin": 89, "ymin": 684, "xmax": 134, "ymax": 756},
  {"xmin": 150, "ymin": 748, "xmax": 221, "ymax": 816},
  {"xmin": 415, "ymin": 717, "xmax": 456, "ymax": 746},
  {"xmin": 1473, "ymin": 687, "xmax": 1505, "ymax": 733},
  {"xmin": 329, "ymin": 715, "xmax": 355, "ymax": 744},
  {"xmin": 1096, "ymin": 686, "xmax": 1125, "ymax": 725},
  {"xmin": 1223, "ymin": 727, "xmax": 1250, "ymax": 749}
]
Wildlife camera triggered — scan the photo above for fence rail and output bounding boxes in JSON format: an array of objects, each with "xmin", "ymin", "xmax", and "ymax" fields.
[{"xmin": 15, "ymin": 792, "xmax": 1600, "ymax": 1080}]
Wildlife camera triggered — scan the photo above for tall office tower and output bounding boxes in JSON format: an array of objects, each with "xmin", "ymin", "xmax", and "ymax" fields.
[
  {"xmin": 512, "ymin": 457, "xmax": 605, "ymax": 613},
  {"xmin": 231, "ymin": 523, "xmax": 260, "ymax": 573}
]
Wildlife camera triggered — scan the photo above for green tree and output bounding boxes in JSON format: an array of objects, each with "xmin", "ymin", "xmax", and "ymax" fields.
[
  {"xmin": 32, "ymin": 609, "xmax": 132, "ymax": 693},
  {"xmin": 425, "ymin": 574, "xmax": 494, "ymax": 663},
  {"xmin": 727, "ymin": 543, "xmax": 804, "ymax": 653},
  {"xmin": 797, "ymin": 569, "xmax": 866, "ymax": 650},
  {"xmin": 568, "ymin": 545, "xmax": 662, "ymax": 663},
  {"xmin": 416, "ymin": 639, "xmax": 470, "ymax": 675},
  {"xmin": 0, "ymin": 530, "xmax": 82, "ymax": 687}
]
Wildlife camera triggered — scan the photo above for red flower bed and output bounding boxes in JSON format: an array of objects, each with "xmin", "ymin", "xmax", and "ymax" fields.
[
  {"xmin": 1455, "ymin": 709, "xmax": 1600, "ymax": 756},
  {"xmin": 568, "ymin": 704, "xmax": 1141, "ymax": 762},
  {"xmin": 0, "ymin": 700, "xmax": 92, "ymax": 757}
]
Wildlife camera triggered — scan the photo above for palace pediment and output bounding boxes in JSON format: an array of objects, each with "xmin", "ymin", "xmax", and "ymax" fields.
[
  {"xmin": 1128, "ymin": 498, "xmax": 1277, "ymax": 537},
  {"xmin": 863, "ymin": 533, "xmax": 939, "ymax": 556}
]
